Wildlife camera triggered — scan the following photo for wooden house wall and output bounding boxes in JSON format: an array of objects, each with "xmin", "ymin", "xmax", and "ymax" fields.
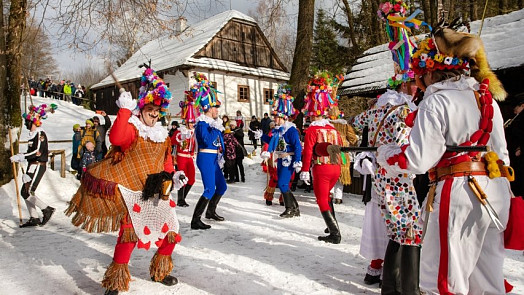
[
  {"xmin": 194, "ymin": 20, "xmax": 286, "ymax": 72},
  {"xmin": 93, "ymin": 79, "xmax": 141, "ymax": 115}
]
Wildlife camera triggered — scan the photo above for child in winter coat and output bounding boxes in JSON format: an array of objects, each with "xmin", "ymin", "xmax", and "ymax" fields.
[{"xmin": 80, "ymin": 141, "xmax": 97, "ymax": 178}]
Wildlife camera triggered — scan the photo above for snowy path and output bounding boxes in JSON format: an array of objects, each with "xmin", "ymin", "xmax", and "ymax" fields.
[{"xmin": 0, "ymin": 97, "xmax": 522, "ymax": 294}]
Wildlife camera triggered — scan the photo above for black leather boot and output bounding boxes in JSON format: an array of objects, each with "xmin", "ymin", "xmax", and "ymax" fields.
[
  {"xmin": 381, "ymin": 239, "xmax": 401, "ymax": 295},
  {"xmin": 205, "ymin": 194, "xmax": 225, "ymax": 221},
  {"xmin": 152, "ymin": 274, "xmax": 178, "ymax": 286},
  {"xmin": 40, "ymin": 206, "xmax": 55, "ymax": 226},
  {"xmin": 20, "ymin": 217, "xmax": 41, "ymax": 228},
  {"xmin": 177, "ymin": 184, "xmax": 191, "ymax": 207},
  {"xmin": 280, "ymin": 191, "xmax": 300, "ymax": 218},
  {"xmin": 318, "ymin": 210, "xmax": 341, "ymax": 243},
  {"xmin": 400, "ymin": 245, "xmax": 421, "ymax": 295},
  {"xmin": 325, "ymin": 199, "xmax": 335, "ymax": 233},
  {"xmin": 191, "ymin": 196, "xmax": 211, "ymax": 230}
]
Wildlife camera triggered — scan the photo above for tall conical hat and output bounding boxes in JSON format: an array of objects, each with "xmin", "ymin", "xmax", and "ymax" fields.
[
  {"xmin": 271, "ymin": 84, "xmax": 297, "ymax": 119},
  {"xmin": 22, "ymin": 103, "xmax": 58, "ymax": 127},
  {"xmin": 191, "ymin": 72, "xmax": 221, "ymax": 111},
  {"xmin": 137, "ymin": 67, "xmax": 172, "ymax": 117},
  {"xmin": 302, "ymin": 71, "xmax": 344, "ymax": 117},
  {"xmin": 179, "ymin": 90, "xmax": 200, "ymax": 123}
]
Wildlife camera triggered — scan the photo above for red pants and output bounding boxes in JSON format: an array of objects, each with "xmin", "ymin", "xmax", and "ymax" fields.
[
  {"xmin": 176, "ymin": 156, "xmax": 195, "ymax": 186},
  {"xmin": 312, "ymin": 164, "xmax": 341, "ymax": 212},
  {"xmin": 113, "ymin": 219, "xmax": 176, "ymax": 264}
]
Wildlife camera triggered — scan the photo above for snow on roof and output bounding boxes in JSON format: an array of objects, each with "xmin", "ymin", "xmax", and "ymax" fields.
[
  {"xmin": 340, "ymin": 8, "xmax": 524, "ymax": 96},
  {"xmin": 92, "ymin": 10, "xmax": 288, "ymax": 89}
]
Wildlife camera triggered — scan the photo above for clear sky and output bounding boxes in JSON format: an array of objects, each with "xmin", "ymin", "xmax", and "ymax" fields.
[{"xmin": 51, "ymin": 0, "xmax": 336, "ymax": 76}]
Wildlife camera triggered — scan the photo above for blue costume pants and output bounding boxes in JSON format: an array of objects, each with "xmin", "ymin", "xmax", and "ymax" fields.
[
  {"xmin": 277, "ymin": 159, "xmax": 294, "ymax": 193},
  {"xmin": 197, "ymin": 152, "xmax": 227, "ymax": 199}
]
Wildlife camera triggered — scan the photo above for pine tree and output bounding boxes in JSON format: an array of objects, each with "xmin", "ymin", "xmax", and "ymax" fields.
[{"xmin": 311, "ymin": 9, "xmax": 345, "ymax": 75}]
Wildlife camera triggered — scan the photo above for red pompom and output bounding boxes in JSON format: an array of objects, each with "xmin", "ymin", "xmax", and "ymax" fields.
[
  {"xmin": 169, "ymin": 199, "xmax": 176, "ymax": 208},
  {"xmin": 175, "ymin": 234, "xmax": 182, "ymax": 243},
  {"xmin": 144, "ymin": 226, "xmax": 151, "ymax": 235},
  {"xmin": 405, "ymin": 110, "xmax": 417, "ymax": 127},
  {"xmin": 387, "ymin": 154, "xmax": 398, "ymax": 165},
  {"xmin": 397, "ymin": 153, "xmax": 408, "ymax": 169},
  {"xmin": 155, "ymin": 239, "xmax": 164, "ymax": 248},
  {"xmin": 133, "ymin": 204, "xmax": 141, "ymax": 213}
]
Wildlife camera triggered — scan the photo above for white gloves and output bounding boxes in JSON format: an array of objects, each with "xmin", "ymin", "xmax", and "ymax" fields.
[
  {"xmin": 293, "ymin": 161, "xmax": 303, "ymax": 173},
  {"xmin": 10, "ymin": 153, "xmax": 25, "ymax": 163},
  {"xmin": 281, "ymin": 155, "xmax": 292, "ymax": 167},
  {"xmin": 260, "ymin": 151, "xmax": 270, "ymax": 160},
  {"xmin": 377, "ymin": 144, "xmax": 405, "ymax": 175},
  {"xmin": 172, "ymin": 171, "xmax": 188, "ymax": 191},
  {"xmin": 217, "ymin": 153, "xmax": 225, "ymax": 169},
  {"xmin": 354, "ymin": 152, "xmax": 377, "ymax": 176},
  {"xmin": 300, "ymin": 171, "xmax": 310, "ymax": 185},
  {"xmin": 253, "ymin": 130, "xmax": 263, "ymax": 139},
  {"xmin": 22, "ymin": 174, "xmax": 32, "ymax": 183},
  {"xmin": 115, "ymin": 91, "xmax": 137, "ymax": 111}
]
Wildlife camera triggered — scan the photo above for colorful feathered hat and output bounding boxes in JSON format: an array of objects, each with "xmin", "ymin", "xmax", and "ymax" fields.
[
  {"xmin": 302, "ymin": 71, "xmax": 344, "ymax": 117},
  {"xmin": 378, "ymin": 0, "xmax": 430, "ymax": 88},
  {"xmin": 271, "ymin": 84, "xmax": 297, "ymax": 119},
  {"xmin": 179, "ymin": 90, "xmax": 200, "ymax": 123},
  {"xmin": 411, "ymin": 19, "xmax": 507, "ymax": 100},
  {"xmin": 191, "ymin": 72, "xmax": 221, "ymax": 112},
  {"xmin": 22, "ymin": 103, "xmax": 58, "ymax": 127},
  {"xmin": 137, "ymin": 67, "xmax": 172, "ymax": 117}
]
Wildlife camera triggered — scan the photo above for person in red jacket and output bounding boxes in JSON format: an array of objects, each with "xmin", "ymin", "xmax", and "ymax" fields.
[
  {"xmin": 173, "ymin": 91, "xmax": 199, "ymax": 207},
  {"xmin": 300, "ymin": 71, "xmax": 344, "ymax": 244},
  {"xmin": 65, "ymin": 67, "xmax": 187, "ymax": 295}
]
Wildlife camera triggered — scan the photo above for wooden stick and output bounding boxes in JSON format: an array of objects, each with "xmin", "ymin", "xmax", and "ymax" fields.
[{"xmin": 8, "ymin": 128, "xmax": 24, "ymax": 225}]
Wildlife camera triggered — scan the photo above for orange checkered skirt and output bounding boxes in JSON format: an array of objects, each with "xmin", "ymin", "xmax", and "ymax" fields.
[{"xmin": 65, "ymin": 134, "xmax": 172, "ymax": 234}]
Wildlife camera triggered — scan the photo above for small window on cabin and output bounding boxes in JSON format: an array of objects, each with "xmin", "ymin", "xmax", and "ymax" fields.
[
  {"xmin": 238, "ymin": 85, "xmax": 250, "ymax": 102},
  {"xmin": 263, "ymin": 88, "xmax": 274, "ymax": 105}
]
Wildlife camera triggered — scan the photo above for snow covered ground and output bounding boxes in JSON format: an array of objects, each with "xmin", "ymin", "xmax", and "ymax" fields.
[{"xmin": 0, "ymin": 97, "xmax": 522, "ymax": 295}]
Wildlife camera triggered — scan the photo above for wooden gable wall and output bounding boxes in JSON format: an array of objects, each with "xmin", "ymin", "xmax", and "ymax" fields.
[{"xmin": 194, "ymin": 19, "xmax": 287, "ymax": 72}]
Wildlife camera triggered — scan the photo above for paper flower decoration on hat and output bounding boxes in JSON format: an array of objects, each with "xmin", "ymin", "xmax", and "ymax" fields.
[
  {"xmin": 191, "ymin": 72, "xmax": 221, "ymax": 112},
  {"xmin": 302, "ymin": 71, "xmax": 344, "ymax": 117},
  {"xmin": 22, "ymin": 103, "xmax": 58, "ymax": 127},
  {"xmin": 270, "ymin": 84, "xmax": 297, "ymax": 119},
  {"xmin": 179, "ymin": 90, "xmax": 200, "ymax": 123},
  {"xmin": 411, "ymin": 37, "xmax": 470, "ymax": 75},
  {"xmin": 137, "ymin": 67, "xmax": 172, "ymax": 117}
]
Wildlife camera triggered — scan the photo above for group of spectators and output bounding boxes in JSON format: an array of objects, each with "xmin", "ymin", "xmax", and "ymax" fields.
[
  {"xmin": 28, "ymin": 78, "xmax": 86, "ymax": 105},
  {"xmin": 71, "ymin": 111, "xmax": 112, "ymax": 180}
]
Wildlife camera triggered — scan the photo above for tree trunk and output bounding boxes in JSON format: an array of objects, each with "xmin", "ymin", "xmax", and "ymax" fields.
[
  {"xmin": 470, "ymin": 0, "xmax": 478, "ymax": 20},
  {"xmin": 341, "ymin": 0, "xmax": 359, "ymax": 49},
  {"xmin": 371, "ymin": 0, "xmax": 384, "ymax": 44},
  {"xmin": 290, "ymin": 0, "xmax": 315, "ymax": 113},
  {"xmin": 448, "ymin": 0, "xmax": 456, "ymax": 20},
  {"xmin": 420, "ymin": 0, "xmax": 431, "ymax": 26},
  {"xmin": 0, "ymin": 0, "xmax": 28, "ymax": 185},
  {"xmin": 429, "ymin": 0, "xmax": 437, "ymax": 26},
  {"xmin": 499, "ymin": 0, "xmax": 508, "ymax": 14}
]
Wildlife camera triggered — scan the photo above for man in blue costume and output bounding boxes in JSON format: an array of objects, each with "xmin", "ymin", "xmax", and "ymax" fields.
[
  {"xmin": 260, "ymin": 84, "xmax": 302, "ymax": 218},
  {"xmin": 190, "ymin": 73, "xmax": 227, "ymax": 230}
]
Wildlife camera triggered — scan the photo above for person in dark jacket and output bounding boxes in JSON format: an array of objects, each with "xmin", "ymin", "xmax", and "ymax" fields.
[
  {"xmin": 248, "ymin": 115, "xmax": 261, "ymax": 151},
  {"xmin": 92, "ymin": 111, "xmax": 112, "ymax": 160},
  {"xmin": 261, "ymin": 112, "xmax": 272, "ymax": 135},
  {"xmin": 10, "ymin": 104, "xmax": 57, "ymax": 227},
  {"xmin": 71, "ymin": 124, "xmax": 83, "ymax": 179},
  {"xmin": 230, "ymin": 120, "xmax": 245, "ymax": 182}
]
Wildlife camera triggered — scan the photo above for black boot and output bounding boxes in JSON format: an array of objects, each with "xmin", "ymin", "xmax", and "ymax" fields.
[
  {"xmin": 318, "ymin": 210, "xmax": 341, "ymax": 244},
  {"xmin": 325, "ymin": 199, "xmax": 336, "ymax": 233},
  {"xmin": 205, "ymin": 194, "xmax": 225, "ymax": 221},
  {"xmin": 104, "ymin": 289, "xmax": 118, "ymax": 295},
  {"xmin": 20, "ymin": 217, "xmax": 41, "ymax": 228},
  {"xmin": 400, "ymin": 245, "xmax": 421, "ymax": 295},
  {"xmin": 40, "ymin": 206, "xmax": 55, "ymax": 226},
  {"xmin": 280, "ymin": 191, "xmax": 300, "ymax": 218},
  {"xmin": 152, "ymin": 274, "xmax": 178, "ymax": 286},
  {"xmin": 177, "ymin": 184, "xmax": 191, "ymax": 207},
  {"xmin": 381, "ymin": 240, "xmax": 401, "ymax": 295},
  {"xmin": 191, "ymin": 196, "xmax": 211, "ymax": 230},
  {"xmin": 266, "ymin": 199, "xmax": 273, "ymax": 206}
]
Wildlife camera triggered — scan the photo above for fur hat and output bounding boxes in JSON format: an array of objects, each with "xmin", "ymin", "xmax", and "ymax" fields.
[
  {"xmin": 302, "ymin": 71, "xmax": 344, "ymax": 117},
  {"xmin": 271, "ymin": 84, "xmax": 298, "ymax": 119},
  {"xmin": 137, "ymin": 67, "xmax": 172, "ymax": 117},
  {"xmin": 412, "ymin": 19, "xmax": 507, "ymax": 100},
  {"xmin": 192, "ymin": 72, "xmax": 221, "ymax": 111},
  {"xmin": 73, "ymin": 123, "xmax": 81, "ymax": 131},
  {"xmin": 22, "ymin": 103, "xmax": 57, "ymax": 127}
]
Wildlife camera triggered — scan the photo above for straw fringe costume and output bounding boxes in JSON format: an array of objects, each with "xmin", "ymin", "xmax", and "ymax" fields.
[{"xmin": 66, "ymin": 68, "xmax": 183, "ymax": 293}]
